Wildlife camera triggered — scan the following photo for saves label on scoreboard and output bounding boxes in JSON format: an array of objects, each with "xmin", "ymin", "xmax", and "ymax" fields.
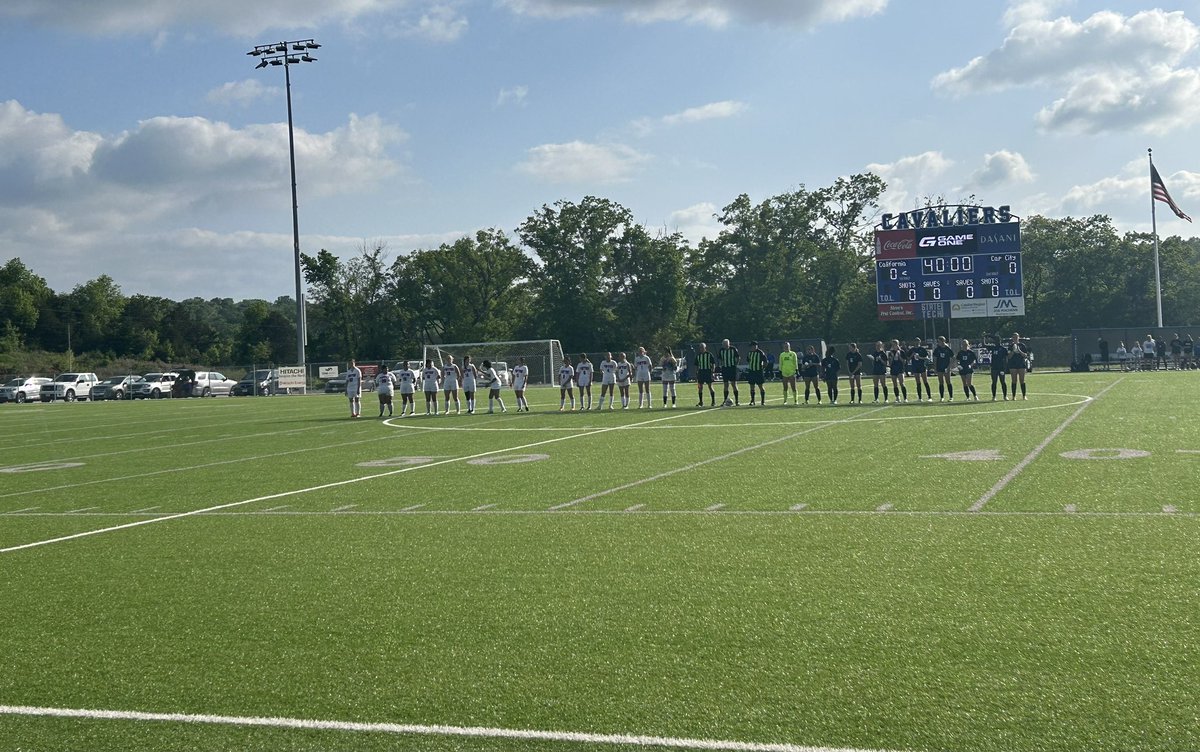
[{"xmin": 874, "ymin": 205, "xmax": 1022, "ymax": 321}]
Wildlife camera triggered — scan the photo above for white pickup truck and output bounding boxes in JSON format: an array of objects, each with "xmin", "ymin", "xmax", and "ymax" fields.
[{"xmin": 40, "ymin": 372, "xmax": 101, "ymax": 402}]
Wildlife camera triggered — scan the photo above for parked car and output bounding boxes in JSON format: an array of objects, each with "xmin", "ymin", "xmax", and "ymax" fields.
[
  {"xmin": 491, "ymin": 361, "xmax": 511, "ymax": 386},
  {"xmin": 172, "ymin": 369, "xmax": 238, "ymax": 398},
  {"xmin": 134, "ymin": 372, "xmax": 178, "ymax": 400},
  {"xmin": 91, "ymin": 375, "xmax": 146, "ymax": 401},
  {"xmin": 40, "ymin": 373, "xmax": 100, "ymax": 402},
  {"xmin": 232, "ymin": 369, "xmax": 279, "ymax": 396},
  {"xmin": 0, "ymin": 376, "xmax": 52, "ymax": 404}
]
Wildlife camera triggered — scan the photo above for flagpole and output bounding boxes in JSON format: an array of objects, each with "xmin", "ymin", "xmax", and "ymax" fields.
[{"xmin": 1148, "ymin": 147, "xmax": 1163, "ymax": 328}]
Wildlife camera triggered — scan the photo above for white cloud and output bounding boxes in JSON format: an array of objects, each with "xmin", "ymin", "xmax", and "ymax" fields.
[
  {"xmin": 970, "ymin": 150, "xmax": 1035, "ymax": 188},
  {"xmin": 933, "ymin": 8, "xmax": 1200, "ymax": 135},
  {"xmin": 499, "ymin": 0, "xmax": 887, "ymax": 29},
  {"xmin": 633, "ymin": 100, "xmax": 747, "ymax": 135},
  {"xmin": 497, "ymin": 85, "xmax": 529, "ymax": 107},
  {"xmin": 206, "ymin": 79, "xmax": 282, "ymax": 107},
  {"xmin": 398, "ymin": 4, "xmax": 468, "ymax": 42},
  {"xmin": 517, "ymin": 141, "xmax": 649, "ymax": 184},
  {"xmin": 866, "ymin": 151, "xmax": 954, "ymax": 212},
  {"xmin": 667, "ymin": 202, "xmax": 721, "ymax": 245},
  {"xmin": 1053, "ymin": 160, "xmax": 1200, "ymax": 219}
]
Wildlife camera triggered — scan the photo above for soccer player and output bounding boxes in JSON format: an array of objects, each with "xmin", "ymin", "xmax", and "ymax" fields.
[
  {"xmin": 1142, "ymin": 335, "xmax": 1156, "ymax": 370},
  {"xmin": 397, "ymin": 361, "xmax": 418, "ymax": 416},
  {"xmin": 821, "ymin": 346, "xmax": 841, "ymax": 405},
  {"xmin": 615, "ymin": 352, "xmax": 633, "ymax": 409},
  {"xmin": 845, "ymin": 343, "xmax": 863, "ymax": 405},
  {"xmin": 576, "ymin": 353, "xmax": 594, "ymax": 410},
  {"xmin": 988, "ymin": 335, "xmax": 1009, "ymax": 400},
  {"xmin": 421, "ymin": 359, "xmax": 440, "ymax": 415},
  {"xmin": 778, "ymin": 342, "xmax": 799, "ymax": 405},
  {"xmin": 1184, "ymin": 334, "xmax": 1195, "ymax": 369},
  {"xmin": 558, "ymin": 356, "xmax": 576, "ymax": 411},
  {"xmin": 910, "ymin": 338, "xmax": 931, "ymax": 402},
  {"xmin": 634, "ymin": 347, "xmax": 654, "ymax": 408},
  {"xmin": 441, "ymin": 355, "xmax": 462, "ymax": 415},
  {"xmin": 660, "ymin": 350, "xmax": 679, "ymax": 407},
  {"xmin": 932, "ymin": 335, "xmax": 955, "ymax": 402},
  {"xmin": 461, "ymin": 355, "xmax": 479, "ymax": 414},
  {"xmin": 482, "ymin": 360, "xmax": 507, "ymax": 413},
  {"xmin": 1007, "ymin": 333, "xmax": 1031, "ymax": 400},
  {"xmin": 888, "ymin": 340, "xmax": 908, "ymax": 403},
  {"xmin": 345, "ymin": 358, "xmax": 362, "ymax": 418},
  {"xmin": 746, "ymin": 341, "xmax": 768, "ymax": 405},
  {"xmin": 718, "ymin": 338, "xmax": 740, "ymax": 406},
  {"xmin": 693, "ymin": 343, "xmax": 716, "ymax": 407},
  {"xmin": 1130, "ymin": 341, "xmax": 1143, "ymax": 370},
  {"xmin": 870, "ymin": 341, "xmax": 889, "ymax": 403},
  {"xmin": 376, "ymin": 363, "xmax": 396, "ymax": 417},
  {"xmin": 1170, "ymin": 333, "xmax": 1183, "ymax": 369},
  {"xmin": 956, "ymin": 339, "xmax": 979, "ymax": 401},
  {"xmin": 512, "ymin": 356, "xmax": 530, "ymax": 412},
  {"xmin": 801, "ymin": 345, "xmax": 822, "ymax": 404},
  {"xmin": 598, "ymin": 352, "xmax": 618, "ymax": 410}
]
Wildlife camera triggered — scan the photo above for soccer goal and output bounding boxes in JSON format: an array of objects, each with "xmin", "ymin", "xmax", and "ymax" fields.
[{"xmin": 422, "ymin": 340, "xmax": 564, "ymax": 385}]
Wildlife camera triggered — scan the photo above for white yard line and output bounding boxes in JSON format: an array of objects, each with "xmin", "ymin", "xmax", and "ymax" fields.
[
  {"xmin": 790, "ymin": 504, "xmax": 808, "ymax": 512},
  {"xmin": 0, "ymin": 704, "xmax": 900, "ymax": 752},
  {"xmin": 332, "ymin": 504, "xmax": 358, "ymax": 513},
  {"xmin": 261, "ymin": 505, "xmax": 291, "ymax": 513},
  {"xmin": 625, "ymin": 504, "xmax": 646, "ymax": 512},
  {"xmin": 3, "ymin": 508, "xmax": 1196, "ymax": 519},
  {"xmin": 472, "ymin": 503, "xmax": 498, "ymax": 511},
  {"xmin": 0, "ymin": 410, "xmax": 702, "ymax": 555},
  {"xmin": 969, "ymin": 378, "xmax": 1124, "ymax": 512},
  {"xmin": 128, "ymin": 506, "xmax": 160, "ymax": 513},
  {"xmin": 65, "ymin": 507, "xmax": 98, "ymax": 514},
  {"xmin": 400, "ymin": 504, "xmax": 427, "ymax": 512},
  {"xmin": 4, "ymin": 506, "xmax": 39, "ymax": 514},
  {"xmin": 549, "ymin": 406, "xmax": 888, "ymax": 511},
  {"xmin": 705, "ymin": 503, "xmax": 726, "ymax": 512}
]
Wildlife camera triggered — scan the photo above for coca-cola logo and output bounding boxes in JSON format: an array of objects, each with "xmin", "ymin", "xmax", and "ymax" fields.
[{"xmin": 881, "ymin": 239, "xmax": 913, "ymax": 251}]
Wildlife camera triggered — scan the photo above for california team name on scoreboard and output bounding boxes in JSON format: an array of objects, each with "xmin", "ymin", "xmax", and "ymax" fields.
[{"xmin": 879, "ymin": 204, "xmax": 1014, "ymax": 231}]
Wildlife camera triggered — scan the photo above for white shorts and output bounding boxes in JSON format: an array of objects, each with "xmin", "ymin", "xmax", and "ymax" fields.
[
  {"xmin": 462, "ymin": 378, "xmax": 476, "ymax": 392},
  {"xmin": 443, "ymin": 378, "xmax": 459, "ymax": 391},
  {"xmin": 601, "ymin": 376, "xmax": 615, "ymax": 386},
  {"xmin": 635, "ymin": 370, "xmax": 650, "ymax": 382},
  {"xmin": 399, "ymin": 386, "xmax": 414, "ymax": 395},
  {"xmin": 422, "ymin": 380, "xmax": 438, "ymax": 392},
  {"xmin": 577, "ymin": 376, "xmax": 591, "ymax": 387},
  {"xmin": 616, "ymin": 378, "xmax": 631, "ymax": 387},
  {"xmin": 513, "ymin": 378, "xmax": 526, "ymax": 391}
]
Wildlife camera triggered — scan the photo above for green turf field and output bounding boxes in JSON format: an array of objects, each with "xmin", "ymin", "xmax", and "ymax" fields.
[{"xmin": 0, "ymin": 371, "xmax": 1196, "ymax": 752}]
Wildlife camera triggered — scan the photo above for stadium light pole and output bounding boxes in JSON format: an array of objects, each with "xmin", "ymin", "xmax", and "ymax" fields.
[{"xmin": 247, "ymin": 39, "xmax": 320, "ymax": 367}]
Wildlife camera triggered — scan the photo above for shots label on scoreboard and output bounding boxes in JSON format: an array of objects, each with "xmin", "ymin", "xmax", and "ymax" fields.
[{"xmin": 874, "ymin": 205, "xmax": 1022, "ymax": 321}]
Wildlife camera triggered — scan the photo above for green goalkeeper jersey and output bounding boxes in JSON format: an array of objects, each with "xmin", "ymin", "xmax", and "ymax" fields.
[{"xmin": 778, "ymin": 350, "xmax": 798, "ymax": 377}]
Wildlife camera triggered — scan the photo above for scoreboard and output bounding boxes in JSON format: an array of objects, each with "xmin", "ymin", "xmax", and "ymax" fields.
[{"xmin": 874, "ymin": 215, "xmax": 1023, "ymax": 321}]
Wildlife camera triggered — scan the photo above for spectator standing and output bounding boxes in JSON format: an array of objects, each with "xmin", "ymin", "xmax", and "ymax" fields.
[{"xmin": 1098, "ymin": 337, "xmax": 1110, "ymax": 370}]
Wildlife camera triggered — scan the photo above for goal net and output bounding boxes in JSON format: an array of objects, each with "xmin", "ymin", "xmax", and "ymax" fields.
[{"xmin": 422, "ymin": 340, "xmax": 565, "ymax": 385}]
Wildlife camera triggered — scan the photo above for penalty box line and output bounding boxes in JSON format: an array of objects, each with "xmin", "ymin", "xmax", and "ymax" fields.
[
  {"xmin": 0, "ymin": 410, "xmax": 701, "ymax": 556},
  {"xmin": 970, "ymin": 377, "xmax": 1125, "ymax": 512},
  {"xmin": 0, "ymin": 704, "xmax": 902, "ymax": 752},
  {"xmin": 551, "ymin": 405, "xmax": 889, "ymax": 510}
]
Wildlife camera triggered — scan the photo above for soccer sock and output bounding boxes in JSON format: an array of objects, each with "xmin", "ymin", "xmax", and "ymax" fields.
[
  {"xmin": 1002, "ymin": 380, "xmax": 1008, "ymax": 398},
  {"xmin": 815, "ymin": 387, "xmax": 822, "ymax": 402},
  {"xmin": 901, "ymin": 385, "xmax": 907, "ymax": 399},
  {"xmin": 1020, "ymin": 382, "xmax": 1027, "ymax": 397},
  {"xmin": 804, "ymin": 385, "xmax": 810, "ymax": 401},
  {"xmin": 733, "ymin": 385, "xmax": 739, "ymax": 404},
  {"xmin": 939, "ymin": 383, "xmax": 945, "ymax": 399},
  {"xmin": 948, "ymin": 383, "xmax": 954, "ymax": 399},
  {"xmin": 497, "ymin": 397, "xmax": 506, "ymax": 410}
]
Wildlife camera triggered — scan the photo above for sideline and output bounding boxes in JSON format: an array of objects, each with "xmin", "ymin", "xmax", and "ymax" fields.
[{"xmin": 0, "ymin": 704, "xmax": 902, "ymax": 752}]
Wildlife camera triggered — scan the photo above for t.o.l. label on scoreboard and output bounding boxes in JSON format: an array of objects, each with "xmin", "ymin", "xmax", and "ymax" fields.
[{"xmin": 874, "ymin": 205, "xmax": 1022, "ymax": 321}]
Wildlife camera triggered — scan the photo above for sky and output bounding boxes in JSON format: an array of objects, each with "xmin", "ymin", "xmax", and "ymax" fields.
[{"xmin": 1, "ymin": 0, "xmax": 1198, "ymax": 302}]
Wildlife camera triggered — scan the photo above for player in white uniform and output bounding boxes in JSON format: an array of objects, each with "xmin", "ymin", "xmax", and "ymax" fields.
[
  {"xmin": 421, "ymin": 359, "xmax": 441, "ymax": 415},
  {"xmin": 598, "ymin": 352, "xmax": 618, "ymax": 410},
  {"xmin": 397, "ymin": 362, "xmax": 417, "ymax": 416},
  {"xmin": 615, "ymin": 352, "xmax": 633, "ymax": 409},
  {"xmin": 345, "ymin": 359, "xmax": 363, "ymax": 418},
  {"xmin": 558, "ymin": 357, "xmax": 575, "ymax": 411},
  {"xmin": 482, "ymin": 360, "xmax": 507, "ymax": 413},
  {"xmin": 461, "ymin": 355, "xmax": 478, "ymax": 414},
  {"xmin": 512, "ymin": 357, "xmax": 530, "ymax": 412},
  {"xmin": 376, "ymin": 365, "xmax": 396, "ymax": 418},
  {"xmin": 660, "ymin": 351, "xmax": 678, "ymax": 408},
  {"xmin": 633, "ymin": 346, "xmax": 653, "ymax": 408},
  {"xmin": 441, "ymin": 356, "xmax": 462, "ymax": 415},
  {"xmin": 575, "ymin": 353, "xmax": 594, "ymax": 411}
]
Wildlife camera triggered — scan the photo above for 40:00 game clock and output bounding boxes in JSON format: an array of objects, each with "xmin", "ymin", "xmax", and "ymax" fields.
[{"xmin": 874, "ymin": 204, "xmax": 1023, "ymax": 321}]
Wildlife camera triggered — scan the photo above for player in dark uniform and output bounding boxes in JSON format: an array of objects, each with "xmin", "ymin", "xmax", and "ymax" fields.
[
  {"xmin": 718, "ymin": 339, "xmax": 740, "ymax": 406},
  {"xmin": 910, "ymin": 338, "xmax": 931, "ymax": 402},
  {"xmin": 801, "ymin": 345, "xmax": 822, "ymax": 404},
  {"xmin": 932, "ymin": 335, "xmax": 955, "ymax": 402},
  {"xmin": 844, "ymin": 343, "xmax": 863, "ymax": 405},
  {"xmin": 693, "ymin": 343, "xmax": 716, "ymax": 407},
  {"xmin": 988, "ymin": 334, "xmax": 1009, "ymax": 401},
  {"xmin": 956, "ymin": 339, "xmax": 979, "ymax": 401},
  {"xmin": 1170, "ymin": 333, "xmax": 1183, "ymax": 370},
  {"xmin": 1184, "ymin": 334, "xmax": 1195, "ymax": 369},
  {"xmin": 888, "ymin": 339, "xmax": 908, "ymax": 403},
  {"xmin": 821, "ymin": 346, "xmax": 841, "ymax": 405},
  {"xmin": 870, "ymin": 341, "xmax": 889, "ymax": 403},
  {"xmin": 745, "ymin": 341, "xmax": 768, "ymax": 405},
  {"xmin": 1007, "ymin": 333, "xmax": 1031, "ymax": 400}
]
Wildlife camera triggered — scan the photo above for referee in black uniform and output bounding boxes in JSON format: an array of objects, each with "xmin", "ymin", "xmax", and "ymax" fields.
[
  {"xmin": 718, "ymin": 338, "xmax": 740, "ymax": 406},
  {"xmin": 694, "ymin": 343, "xmax": 717, "ymax": 407},
  {"xmin": 746, "ymin": 341, "xmax": 768, "ymax": 406}
]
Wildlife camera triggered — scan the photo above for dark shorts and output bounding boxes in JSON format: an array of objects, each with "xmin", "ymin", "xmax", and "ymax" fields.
[
  {"xmin": 804, "ymin": 369, "xmax": 820, "ymax": 380},
  {"xmin": 888, "ymin": 365, "xmax": 903, "ymax": 377},
  {"xmin": 935, "ymin": 365, "xmax": 951, "ymax": 374},
  {"xmin": 747, "ymin": 371, "xmax": 764, "ymax": 386},
  {"xmin": 959, "ymin": 366, "xmax": 974, "ymax": 376},
  {"xmin": 990, "ymin": 368, "xmax": 1006, "ymax": 377},
  {"xmin": 698, "ymin": 369, "xmax": 713, "ymax": 385},
  {"xmin": 378, "ymin": 393, "xmax": 392, "ymax": 405},
  {"xmin": 720, "ymin": 366, "xmax": 738, "ymax": 382},
  {"xmin": 912, "ymin": 363, "xmax": 928, "ymax": 374}
]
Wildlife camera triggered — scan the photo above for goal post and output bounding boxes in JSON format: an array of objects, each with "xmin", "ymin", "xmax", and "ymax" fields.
[{"xmin": 422, "ymin": 340, "xmax": 564, "ymax": 385}]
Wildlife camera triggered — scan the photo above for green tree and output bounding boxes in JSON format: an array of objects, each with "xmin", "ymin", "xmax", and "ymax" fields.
[{"xmin": 0, "ymin": 258, "xmax": 53, "ymax": 347}]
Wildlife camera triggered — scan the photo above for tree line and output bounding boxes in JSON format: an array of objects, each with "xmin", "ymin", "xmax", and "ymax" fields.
[{"xmin": 3, "ymin": 174, "xmax": 1199, "ymax": 368}]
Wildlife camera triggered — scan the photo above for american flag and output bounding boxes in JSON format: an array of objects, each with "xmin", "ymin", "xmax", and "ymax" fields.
[{"xmin": 1151, "ymin": 164, "xmax": 1192, "ymax": 222}]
